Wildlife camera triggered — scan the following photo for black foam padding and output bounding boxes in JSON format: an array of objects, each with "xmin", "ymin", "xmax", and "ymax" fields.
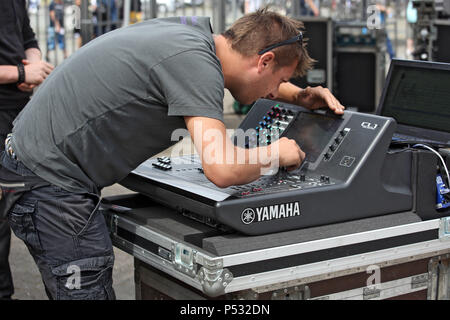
[
  {"xmin": 335, "ymin": 51, "xmax": 376, "ymax": 112},
  {"xmin": 104, "ymin": 194, "xmax": 222, "ymax": 249},
  {"xmin": 125, "ymin": 207, "xmax": 221, "ymax": 247},
  {"xmin": 202, "ymin": 212, "xmax": 422, "ymax": 256},
  {"xmin": 435, "ymin": 24, "xmax": 450, "ymax": 63}
]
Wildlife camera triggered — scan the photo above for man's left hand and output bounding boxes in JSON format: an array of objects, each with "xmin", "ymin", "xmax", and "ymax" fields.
[
  {"xmin": 17, "ymin": 82, "xmax": 36, "ymax": 92},
  {"xmin": 296, "ymin": 86, "xmax": 345, "ymax": 115},
  {"xmin": 17, "ymin": 59, "xmax": 54, "ymax": 92}
]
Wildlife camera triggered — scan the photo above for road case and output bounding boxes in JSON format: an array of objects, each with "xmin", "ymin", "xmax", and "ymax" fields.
[
  {"xmin": 102, "ymin": 193, "xmax": 450, "ymax": 300},
  {"xmin": 290, "ymin": 17, "xmax": 333, "ymax": 91}
]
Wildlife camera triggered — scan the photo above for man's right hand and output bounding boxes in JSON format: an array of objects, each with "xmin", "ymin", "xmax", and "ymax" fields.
[
  {"xmin": 276, "ymin": 137, "xmax": 306, "ymax": 171},
  {"xmin": 23, "ymin": 59, "xmax": 54, "ymax": 85}
]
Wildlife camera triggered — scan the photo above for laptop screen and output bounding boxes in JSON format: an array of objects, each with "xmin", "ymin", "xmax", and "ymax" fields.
[{"xmin": 378, "ymin": 60, "xmax": 450, "ymax": 134}]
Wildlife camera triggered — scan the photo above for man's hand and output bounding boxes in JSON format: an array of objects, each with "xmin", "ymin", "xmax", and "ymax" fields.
[
  {"xmin": 185, "ymin": 116, "xmax": 306, "ymax": 187},
  {"xmin": 17, "ymin": 82, "xmax": 36, "ymax": 92},
  {"xmin": 296, "ymin": 86, "xmax": 345, "ymax": 115},
  {"xmin": 22, "ymin": 59, "xmax": 54, "ymax": 85},
  {"xmin": 278, "ymin": 82, "xmax": 345, "ymax": 115},
  {"xmin": 275, "ymin": 137, "xmax": 306, "ymax": 171}
]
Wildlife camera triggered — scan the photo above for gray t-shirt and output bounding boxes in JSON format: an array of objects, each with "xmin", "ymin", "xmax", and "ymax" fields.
[{"xmin": 12, "ymin": 17, "xmax": 224, "ymax": 194}]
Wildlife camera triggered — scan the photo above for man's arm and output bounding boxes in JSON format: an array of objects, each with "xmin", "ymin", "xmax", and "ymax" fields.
[
  {"xmin": 17, "ymin": 0, "xmax": 53, "ymax": 91},
  {"xmin": 305, "ymin": 0, "xmax": 320, "ymax": 16},
  {"xmin": 25, "ymin": 48, "xmax": 42, "ymax": 63},
  {"xmin": 22, "ymin": 0, "xmax": 40, "ymax": 52},
  {"xmin": 185, "ymin": 116, "xmax": 304, "ymax": 188},
  {"xmin": 0, "ymin": 62, "xmax": 53, "ymax": 86},
  {"xmin": 18, "ymin": 48, "xmax": 46, "ymax": 92},
  {"xmin": 0, "ymin": 66, "xmax": 20, "ymax": 84},
  {"xmin": 278, "ymin": 81, "xmax": 345, "ymax": 114}
]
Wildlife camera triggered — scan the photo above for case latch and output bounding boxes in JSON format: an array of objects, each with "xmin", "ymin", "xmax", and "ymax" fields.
[{"xmin": 173, "ymin": 243, "xmax": 197, "ymax": 277}]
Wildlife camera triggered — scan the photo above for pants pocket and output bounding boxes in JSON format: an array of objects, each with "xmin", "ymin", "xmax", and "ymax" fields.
[
  {"xmin": 8, "ymin": 201, "xmax": 43, "ymax": 253},
  {"xmin": 76, "ymin": 193, "xmax": 102, "ymax": 237},
  {"xmin": 51, "ymin": 255, "xmax": 116, "ymax": 300}
]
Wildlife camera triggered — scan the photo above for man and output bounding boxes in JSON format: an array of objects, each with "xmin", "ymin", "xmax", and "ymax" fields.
[
  {"xmin": 0, "ymin": 0, "xmax": 54, "ymax": 300},
  {"xmin": 376, "ymin": 1, "xmax": 395, "ymax": 59},
  {"xmin": 4, "ymin": 8, "xmax": 344, "ymax": 299}
]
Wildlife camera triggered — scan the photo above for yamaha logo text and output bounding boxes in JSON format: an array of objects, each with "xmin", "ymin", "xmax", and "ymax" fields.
[{"xmin": 241, "ymin": 202, "xmax": 301, "ymax": 225}]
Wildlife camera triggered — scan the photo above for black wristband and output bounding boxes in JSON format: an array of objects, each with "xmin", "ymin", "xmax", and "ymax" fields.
[{"xmin": 17, "ymin": 63, "xmax": 25, "ymax": 84}]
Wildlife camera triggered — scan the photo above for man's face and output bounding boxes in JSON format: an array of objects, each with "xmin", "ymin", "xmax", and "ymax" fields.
[{"xmin": 233, "ymin": 59, "xmax": 298, "ymax": 105}]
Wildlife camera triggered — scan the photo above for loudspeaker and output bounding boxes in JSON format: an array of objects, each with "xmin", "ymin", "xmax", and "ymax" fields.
[
  {"xmin": 434, "ymin": 21, "xmax": 450, "ymax": 63},
  {"xmin": 291, "ymin": 17, "xmax": 333, "ymax": 90},
  {"xmin": 334, "ymin": 47, "xmax": 385, "ymax": 113}
]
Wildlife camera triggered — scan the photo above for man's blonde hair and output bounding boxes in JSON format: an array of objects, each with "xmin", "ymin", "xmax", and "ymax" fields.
[{"xmin": 222, "ymin": 7, "xmax": 314, "ymax": 77}]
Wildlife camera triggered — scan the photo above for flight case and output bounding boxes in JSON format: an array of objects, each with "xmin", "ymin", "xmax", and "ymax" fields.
[{"xmin": 102, "ymin": 192, "xmax": 450, "ymax": 300}]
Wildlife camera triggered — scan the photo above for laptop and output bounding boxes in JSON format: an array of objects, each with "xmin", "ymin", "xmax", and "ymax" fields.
[{"xmin": 376, "ymin": 59, "xmax": 450, "ymax": 147}]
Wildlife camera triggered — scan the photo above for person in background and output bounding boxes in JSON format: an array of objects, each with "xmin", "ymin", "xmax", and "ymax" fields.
[
  {"xmin": 406, "ymin": 0, "xmax": 417, "ymax": 59},
  {"xmin": 376, "ymin": 0, "xmax": 396, "ymax": 59},
  {"xmin": 74, "ymin": 0, "xmax": 82, "ymax": 49},
  {"xmin": 130, "ymin": 0, "xmax": 143, "ymax": 25},
  {"xmin": 300, "ymin": 0, "xmax": 320, "ymax": 16},
  {"xmin": 118, "ymin": 0, "xmax": 143, "ymax": 26},
  {"xmin": 92, "ymin": 0, "xmax": 118, "ymax": 37},
  {"xmin": 47, "ymin": 0, "xmax": 67, "ymax": 60},
  {"xmin": 0, "ymin": 0, "xmax": 54, "ymax": 300}
]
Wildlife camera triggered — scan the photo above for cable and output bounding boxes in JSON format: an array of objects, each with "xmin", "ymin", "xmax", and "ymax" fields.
[
  {"xmin": 387, "ymin": 147, "xmax": 415, "ymax": 155},
  {"xmin": 412, "ymin": 144, "xmax": 450, "ymax": 187}
]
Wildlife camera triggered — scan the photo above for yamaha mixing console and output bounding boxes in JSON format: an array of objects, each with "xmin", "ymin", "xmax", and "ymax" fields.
[{"xmin": 121, "ymin": 99, "xmax": 413, "ymax": 235}]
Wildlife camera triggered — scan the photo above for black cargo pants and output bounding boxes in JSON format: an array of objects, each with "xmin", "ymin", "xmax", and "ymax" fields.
[
  {"xmin": 1, "ymin": 151, "xmax": 116, "ymax": 300},
  {"xmin": 0, "ymin": 109, "xmax": 23, "ymax": 299}
]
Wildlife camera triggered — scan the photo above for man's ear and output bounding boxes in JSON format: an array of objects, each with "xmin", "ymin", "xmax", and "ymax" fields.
[{"xmin": 257, "ymin": 52, "xmax": 275, "ymax": 73}]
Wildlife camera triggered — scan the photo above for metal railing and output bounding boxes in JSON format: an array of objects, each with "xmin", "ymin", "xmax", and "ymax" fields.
[{"xmin": 26, "ymin": 0, "xmax": 408, "ymax": 66}]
